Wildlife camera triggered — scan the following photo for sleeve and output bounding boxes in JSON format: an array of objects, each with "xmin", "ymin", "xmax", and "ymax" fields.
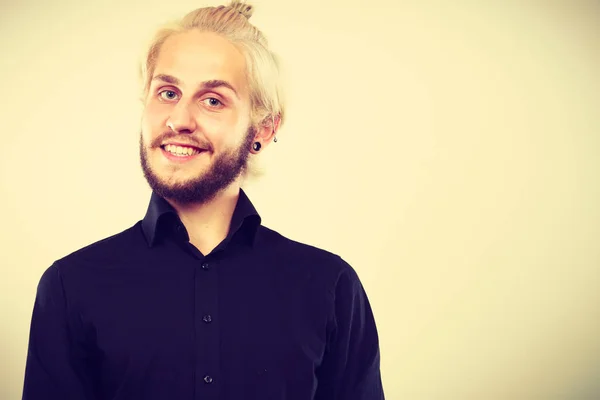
[
  {"xmin": 22, "ymin": 264, "xmax": 97, "ymax": 400},
  {"xmin": 314, "ymin": 260, "xmax": 385, "ymax": 400}
]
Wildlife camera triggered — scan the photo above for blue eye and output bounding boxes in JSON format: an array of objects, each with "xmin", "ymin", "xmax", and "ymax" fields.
[
  {"xmin": 159, "ymin": 90, "xmax": 179, "ymax": 101},
  {"xmin": 204, "ymin": 98, "xmax": 223, "ymax": 107}
]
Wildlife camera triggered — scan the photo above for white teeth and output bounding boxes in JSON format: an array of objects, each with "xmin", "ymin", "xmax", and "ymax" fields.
[{"xmin": 164, "ymin": 144, "xmax": 200, "ymax": 157}]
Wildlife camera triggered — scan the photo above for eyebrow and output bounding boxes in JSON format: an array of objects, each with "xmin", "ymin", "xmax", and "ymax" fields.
[{"xmin": 152, "ymin": 74, "xmax": 239, "ymax": 99}]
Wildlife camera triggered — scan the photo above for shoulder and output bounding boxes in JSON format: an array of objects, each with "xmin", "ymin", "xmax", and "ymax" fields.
[
  {"xmin": 52, "ymin": 221, "xmax": 144, "ymax": 274},
  {"xmin": 34, "ymin": 221, "xmax": 143, "ymax": 298},
  {"xmin": 255, "ymin": 225, "xmax": 358, "ymax": 286}
]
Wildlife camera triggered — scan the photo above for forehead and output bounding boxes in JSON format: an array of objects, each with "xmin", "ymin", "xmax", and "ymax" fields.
[{"xmin": 153, "ymin": 30, "xmax": 248, "ymax": 95}]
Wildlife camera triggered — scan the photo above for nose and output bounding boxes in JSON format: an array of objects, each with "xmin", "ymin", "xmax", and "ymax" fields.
[{"xmin": 167, "ymin": 101, "xmax": 197, "ymax": 134}]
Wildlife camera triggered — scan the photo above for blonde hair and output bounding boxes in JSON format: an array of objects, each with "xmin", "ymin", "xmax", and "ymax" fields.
[{"xmin": 140, "ymin": 0, "xmax": 285, "ymax": 130}]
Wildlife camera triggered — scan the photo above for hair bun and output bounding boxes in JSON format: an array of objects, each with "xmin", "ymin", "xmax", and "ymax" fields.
[{"xmin": 229, "ymin": 0, "xmax": 254, "ymax": 19}]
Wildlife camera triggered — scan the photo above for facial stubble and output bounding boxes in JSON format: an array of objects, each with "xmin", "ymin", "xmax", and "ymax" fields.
[{"xmin": 139, "ymin": 127, "xmax": 256, "ymax": 205}]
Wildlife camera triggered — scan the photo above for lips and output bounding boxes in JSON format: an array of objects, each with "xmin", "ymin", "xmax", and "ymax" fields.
[{"xmin": 160, "ymin": 143, "xmax": 203, "ymax": 157}]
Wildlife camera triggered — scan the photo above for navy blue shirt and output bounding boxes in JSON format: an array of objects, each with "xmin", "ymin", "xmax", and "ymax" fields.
[{"xmin": 23, "ymin": 189, "xmax": 384, "ymax": 399}]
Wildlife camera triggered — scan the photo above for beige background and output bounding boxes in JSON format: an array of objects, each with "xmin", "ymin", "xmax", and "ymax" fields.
[{"xmin": 1, "ymin": 0, "xmax": 599, "ymax": 398}]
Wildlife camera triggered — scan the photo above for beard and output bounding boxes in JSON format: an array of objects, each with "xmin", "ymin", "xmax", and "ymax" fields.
[{"xmin": 139, "ymin": 127, "xmax": 256, "ymax": 205}]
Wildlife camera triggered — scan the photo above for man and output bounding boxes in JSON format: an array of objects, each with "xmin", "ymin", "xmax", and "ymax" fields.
[{"xmin": 22, "ymin": 1, "xmax": 384, "ymax": 399}]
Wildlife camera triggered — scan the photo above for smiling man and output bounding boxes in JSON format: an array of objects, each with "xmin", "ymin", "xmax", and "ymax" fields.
[{"xmin": 22, "ymin": 2, "xmax": 384, "ymax": 399}]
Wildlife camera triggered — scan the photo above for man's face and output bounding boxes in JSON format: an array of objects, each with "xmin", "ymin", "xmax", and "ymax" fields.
[{"xmin": 140, "ymin": 30, "xmax": 255, "ymax": 204}]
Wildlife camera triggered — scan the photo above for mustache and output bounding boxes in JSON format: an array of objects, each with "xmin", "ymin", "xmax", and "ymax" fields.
[{"xmin": 149, "ymin": 131, "xmax": 213, "ymax": 151}]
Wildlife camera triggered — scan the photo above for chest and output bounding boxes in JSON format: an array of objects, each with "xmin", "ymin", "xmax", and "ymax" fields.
[{"xmin": 80, "ymin": 260, "xmax": 331, "ymax": 397}]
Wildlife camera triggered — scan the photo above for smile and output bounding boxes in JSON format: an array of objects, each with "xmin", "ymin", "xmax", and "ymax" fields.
[{"xmin": 160, "ymin": 144, "xmax": 202, "ymax": 157}]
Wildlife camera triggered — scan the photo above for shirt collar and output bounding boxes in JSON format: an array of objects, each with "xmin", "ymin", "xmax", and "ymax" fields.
[{"xmin": 141, "ymin": 188, "xmax": 261, "ymax": 248}]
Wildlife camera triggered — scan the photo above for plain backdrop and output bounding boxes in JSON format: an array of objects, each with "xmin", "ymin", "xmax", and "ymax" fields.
[{"xmin": 1, "ymin": 0, "xmax": 599, "ymax": 398}]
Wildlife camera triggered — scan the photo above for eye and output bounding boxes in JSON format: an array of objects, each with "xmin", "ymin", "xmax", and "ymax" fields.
[
  {"xmin": 158, "ymin": 90, "xmax": 179, "ymax": 101},
  {"xmin": 202, "ymin": 97, "xmax": 223, "ymax": 108}
]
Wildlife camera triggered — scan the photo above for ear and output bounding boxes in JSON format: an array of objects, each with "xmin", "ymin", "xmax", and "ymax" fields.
[{"xmin": 251, "ymin": 114, "xmax": 281, "ymax": 152}]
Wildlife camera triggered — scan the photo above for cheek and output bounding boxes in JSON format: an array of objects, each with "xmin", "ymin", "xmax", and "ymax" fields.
[
  {"xmin": 141, "ymin": 102, "xmax": 166, "ymax": 141},
  {"xmin": 215, "ymin": 110, "xmax": 253, "ymax": 147}
]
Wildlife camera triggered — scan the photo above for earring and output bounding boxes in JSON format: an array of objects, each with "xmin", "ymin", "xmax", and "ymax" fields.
[
  {"xmin": 252, "ymin": 142, "xmax": 262, "ymax": 151},
  {"xmin": 272, "ymin": 115, "xmax": 278, "ymax": 143}
]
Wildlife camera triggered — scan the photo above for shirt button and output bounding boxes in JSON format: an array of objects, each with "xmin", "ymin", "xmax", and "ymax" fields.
[
  {"xmin": 202, "ymin": 315, "xmax": 212, "ymax": 323},
  {"xmin": 201, "ymin": 262, "xmax": 210, "ymax": 270},
  {"xmin": 204, "ymin": 375, "xmax": 213, "ymax": 384}
]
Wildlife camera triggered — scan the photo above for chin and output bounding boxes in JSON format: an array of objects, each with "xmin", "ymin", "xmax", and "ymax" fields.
[{"xmin": 162, "ymin": 173, "xmax": 204, "ymax": 187}]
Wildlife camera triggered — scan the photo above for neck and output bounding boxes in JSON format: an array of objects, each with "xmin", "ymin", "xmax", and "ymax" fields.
[{"xmin": 166, "ymin": 180, "xmax": 242, "ymax": 255}]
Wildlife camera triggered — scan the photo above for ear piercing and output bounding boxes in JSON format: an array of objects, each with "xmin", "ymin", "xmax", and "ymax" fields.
[{"xmin": 253, "ymin": 142, "xmax": 262, "ymax": 151}]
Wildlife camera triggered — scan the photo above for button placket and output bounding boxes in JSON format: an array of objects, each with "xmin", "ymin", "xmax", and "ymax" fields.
[
  {"xmin": 201, "ymin": 260, "xmax": 212, "ymax": 325},
  {"xmin": 195, "ymin": 257, "xmax": 220, "ymax": 397}
]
